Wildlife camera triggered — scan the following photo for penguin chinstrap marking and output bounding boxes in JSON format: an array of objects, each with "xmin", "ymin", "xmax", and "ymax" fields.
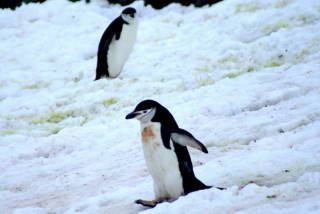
[
  {"xmin": 95, "ymin": 7, "xmax": 138, "ymax": 80},
  {"xmin": 126, "ymin": 100, "xmax": 213, "ymax": 208}
]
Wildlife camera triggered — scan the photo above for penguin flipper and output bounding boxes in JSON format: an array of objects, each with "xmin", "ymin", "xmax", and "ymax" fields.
[
  {"xmin": 95, "ymin": 36, "xmax": 113, "ymax": 80},
  {"xmin": 115, "ymin": 21, "xmax": 124, "ymax": 40},
  {"xmin": 171, "ymin": 129, "xmax": 208, "ymax": 153}
]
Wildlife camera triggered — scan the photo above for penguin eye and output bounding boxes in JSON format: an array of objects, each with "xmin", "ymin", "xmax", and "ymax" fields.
[{"xmin": 142, "ymin": 110, "xmax": 148, "ymax": 114}]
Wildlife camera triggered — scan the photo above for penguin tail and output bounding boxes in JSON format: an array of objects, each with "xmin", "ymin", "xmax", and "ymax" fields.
[
  {"xmin": 215, "ymin": 186, "xmax": 226, "ymax": 190},
  {"xmin": 205, "ymin": 185, "xmax": 226, "ymax": 190},
  {"xmin": 95, "ymin": 59, "xmax": 108, "ymax": 81},
  {"xmin": 186, "ymin": 178, "xmax": 212, "ymax": 194},
  {"xmin": 95, "ymin": 70, "xmax": 108, "ymax": 81},
  {"xmin": 94, "ymin": 69, "xmax": 104, "ymax": 81}
]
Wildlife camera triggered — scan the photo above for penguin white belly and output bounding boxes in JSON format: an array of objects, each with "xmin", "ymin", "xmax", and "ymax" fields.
[
  {"xmin": 140, "ymin": 122, "xmax": 184, "ymax": 200},
  {"xmin": 107, "ymin": 21, "xmax": 138, "ymax": 78}
]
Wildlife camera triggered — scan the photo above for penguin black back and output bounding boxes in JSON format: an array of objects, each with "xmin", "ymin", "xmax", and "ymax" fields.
[{"xmin": 174, "ymin": 144, "xmax": 211, "ymax": 194}]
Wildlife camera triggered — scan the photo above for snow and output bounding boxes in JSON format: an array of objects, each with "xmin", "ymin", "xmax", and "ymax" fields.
[{"xmin": 1, "ymin": 0, "xmax": 320, "ymax": 213}]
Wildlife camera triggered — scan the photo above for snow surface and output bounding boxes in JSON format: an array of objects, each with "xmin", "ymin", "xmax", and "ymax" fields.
[{"xmin": 1, "ymin": 0, "xmax": 320, "ymax": 213}]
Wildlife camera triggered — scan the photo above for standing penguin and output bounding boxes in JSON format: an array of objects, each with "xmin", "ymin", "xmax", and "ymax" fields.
[
  {"xmin": 126, "ymin": 100, "xmax": 218, "ymax": 207},
  {"xmin": 95, "ymin": 7, "xmax": 138, "ymax": 80}
]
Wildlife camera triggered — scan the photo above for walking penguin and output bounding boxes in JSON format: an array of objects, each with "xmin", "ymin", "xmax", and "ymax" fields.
[
  {"xmin": 95, "ymin": 7, "xmax": 138, "ymax": 80},
  {"xmin": 126, "ymin": 100, "xmax": 220, "ymax": 207}
]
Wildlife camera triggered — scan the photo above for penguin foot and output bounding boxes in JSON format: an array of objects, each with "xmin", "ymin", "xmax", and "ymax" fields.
[{"xmin": 135, "ymin": 199, "xmax": 159, "ymax": 208}]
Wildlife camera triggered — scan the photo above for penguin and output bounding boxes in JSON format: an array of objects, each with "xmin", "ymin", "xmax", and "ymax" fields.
[
  {"xmin": 126, "ymin": 100, "xmax": 219, "ymax": 207},
  {"xmin": 95, "ymin": 7, "xmax": 138, "ymax": 80}
]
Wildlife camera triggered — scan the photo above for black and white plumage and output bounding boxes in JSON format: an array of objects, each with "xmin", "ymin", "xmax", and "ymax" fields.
[
  {"xmin": 126, "ymin": 100, "xmax": 214, "ymax": 207},
  {"xmin": 95, "ymin": 7, "xmax": 138, "ymax": 80}
]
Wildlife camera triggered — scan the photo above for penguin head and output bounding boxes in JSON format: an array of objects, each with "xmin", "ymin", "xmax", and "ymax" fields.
[
  {"xmin": 125, "ymin": 100, "xmax": 158, "ymax": 123},
  {"xmin": 121, "ymin": 7, "xmax": 137, "ymax": 23},
  {"xmin": 126, "ymin": 100, "xmax": 178, "ymax": 128}
]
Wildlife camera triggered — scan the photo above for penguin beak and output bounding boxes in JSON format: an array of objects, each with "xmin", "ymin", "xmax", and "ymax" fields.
[{"xmin": 125, "ymin": 111, "xmax": 139, "ymax": 119}]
